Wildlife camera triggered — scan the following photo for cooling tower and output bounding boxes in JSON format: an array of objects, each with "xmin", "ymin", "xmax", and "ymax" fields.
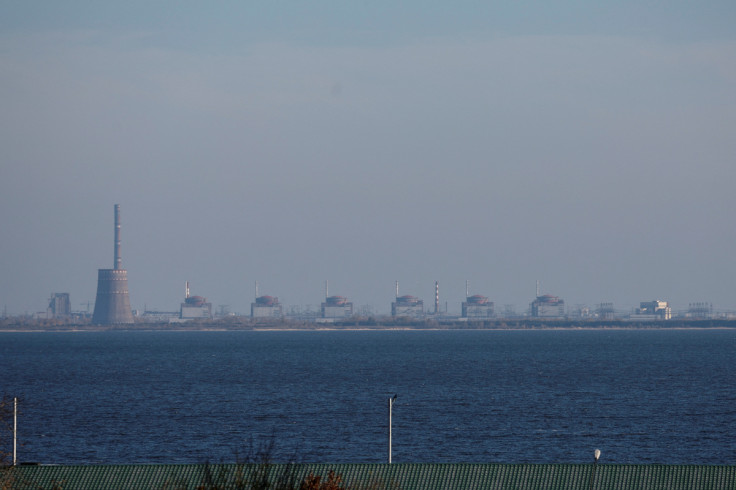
[{"xmin": 92, "ymin": 204, "xmax": 134, "ymax": 324}]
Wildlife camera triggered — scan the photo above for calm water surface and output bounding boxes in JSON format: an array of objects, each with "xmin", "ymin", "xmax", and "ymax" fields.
[{"xmin": 2, "ymin": 329, "xmax": 735, "ymax": 464}]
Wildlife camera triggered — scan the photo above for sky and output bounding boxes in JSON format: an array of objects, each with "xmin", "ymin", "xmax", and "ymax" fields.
[{"xmin": 2, "ymin": 1, "xmax": 735, "ymax": 316}]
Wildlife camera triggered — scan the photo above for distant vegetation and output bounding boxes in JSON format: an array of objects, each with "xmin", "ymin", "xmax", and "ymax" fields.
[
  {"xmin": 189, "ymin": 465, "xmax": 353, "ymax": 490},
  {"xmin": 2, "ymin": 314, "xmax": 736, "ymax": 332},
  {"xmin": 181, "ymin": 437, "xmax": 392, "ymax": 490}
]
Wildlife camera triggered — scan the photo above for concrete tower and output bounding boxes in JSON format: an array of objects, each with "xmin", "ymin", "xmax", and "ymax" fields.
[{"xmin": 92, "ymin": 204, "xmax": 134, "ymax": 324}]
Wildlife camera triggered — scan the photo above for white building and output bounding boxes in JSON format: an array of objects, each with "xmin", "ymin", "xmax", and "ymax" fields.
[
  {"xmin": 631, "ymin": 300, "xmax": 671, "ymax": 320},
  {"xmin": 462, "ymin": 295, "xmax": 494, "ymax": 319},
  {"xmin": 531, "ymin": 294, "xmax": 565, "ymax": 318},
  {"xmin": 251, "ymin": 296, "xmax": 283, "ymax": 318},
  {"xmin": 321, "ymin": 296, "xmax": 354, "ymax": 319},
  {"xmin": 180, "ymin": 296, "xmax": 212, "ymax": 319},
  {"xmin": 391, "ymin": 295, "xmax": 424, "ymax": 317},
  {"xmin": 180, "ymin": 282, "xmax": 213, "ymax": 319}
]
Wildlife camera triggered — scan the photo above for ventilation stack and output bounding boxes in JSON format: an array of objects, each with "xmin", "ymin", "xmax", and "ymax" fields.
[
  {"xmin": 92, "ymin": 204, "xmax": 134, "ymax": 324},
  {"xmin": 435, "ymin": 281, "xmax": 439, "ymax": 315}
]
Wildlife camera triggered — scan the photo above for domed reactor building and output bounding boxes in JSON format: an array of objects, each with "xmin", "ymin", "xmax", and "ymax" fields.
[
  {"xmin": 391, "ymin": 296, "xmax": 424, "ymax": 317},
  {"xmin": 462, "ymin": 294, "xmax": 495, "ymax": 319},
  {"xmin": 251, "ymin": 295, "xmax": 283, "ymax": 318},
  {"xmin": 319, "ymin": 281, "xmax": 354, "ymax": 319},
  {"xmin": 92, "ymin": 204, "xmax": 134, "ymax": 324},
  {"xmin": 391, "ymin": 282, "xmax": 424, "ymax": 318},
  {"xmin": 531, "ymin": 294, "xmax": 565, "ymax": 318},
  {"xmin": 321, "ymin": 295, "xmax": 354, "ymax": 319},
  {"xmin": 391, "ymin": 294, "xmax": 424, "ymax": 318},
  {"xmin": 180, "ymin": 282, "xmax": 213, "ymax": 320}
]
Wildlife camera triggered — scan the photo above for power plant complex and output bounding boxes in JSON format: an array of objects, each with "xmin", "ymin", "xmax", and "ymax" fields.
[{"xmin": 27, "ymin": 205, "xmax": 720, "ymax": 324}]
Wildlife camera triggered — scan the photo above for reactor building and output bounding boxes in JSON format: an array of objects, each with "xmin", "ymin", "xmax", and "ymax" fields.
[
  {"xmin": 251, "ymin": 295, "xmax": 283, "ymax": 318},
  {"xmin": 92, "ymin": 204, "xmax": 134, "ymax": 324},
  {"xmin": 321, "ymin": 295, "xmax": 354, "ymax": 319},
  {"xmin": 530, "ymin": 294, "xmax": 565, "ymax": 318},
  {"xmin": 462, "ymin": 295, "xmax": 495, "ymax": 319},
  {"xmin": 392, "ymin": 295, "xmax": 424, "ymax": 317},
  {"xmin": 180, "ymin": 282, "xmax": 213, "ymax": 320}
]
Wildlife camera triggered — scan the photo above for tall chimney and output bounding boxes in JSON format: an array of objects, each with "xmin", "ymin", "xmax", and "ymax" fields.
[
  {"xmin": 92, "ymin": 204, "xmax": 134, "ymax": 324},
  {"xmin": 114, "ymin": 204, "xmax": 122, "ymax": 270},
  {"xmin": 435, "ymin": 281, "xmax": 439, "ymax": 315}
]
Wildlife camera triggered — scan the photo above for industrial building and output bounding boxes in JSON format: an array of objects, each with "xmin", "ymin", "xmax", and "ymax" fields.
[
  {"xmin": 321, "ymin": 295, "xmax": 353, "ymax": 319},
  {"xmin": 597, "ymin": 302, "xmax": 616, "ymax": 320},
  {"xmin": 180, "ymin": 282, "xmax": 212, "ymax": 320},
  {"xmin": 390, "ymin": 281, "xmax": 424, "ymax": 317},
  {"xmin": 462, "ymin": 294, "xmax": 494, "ymax": 319},
  {"xmin": 92, "ymin": 204, "xmax": 134, "ymax": 324},
  {"xmin": 632, "ymin": 300, "xmax": 671, "ymax": 320},
  {"xmin": 392, "ymin": 295, "xmax": 424, "ymax": 317},
  {"xmin": 531, "ymin": 294, "xmax": 565, "ymax": 318},
  {"xmin": 688, "ymin": 302, "xmax": 712, "ymax": 319},
  {"xmin": 47, "ymin": 293, "xmax": 71, "ymax": 319},
  {"xmin": 251, "ymin": 295, "xmax": 283, "ymax": 318}
]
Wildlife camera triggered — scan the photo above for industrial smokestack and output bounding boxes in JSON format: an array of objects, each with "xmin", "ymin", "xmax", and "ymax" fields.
[
  {"xmin": 435, "ymin": 281, "xmax": 439, "ymax": 315},
  {"xmin": 114, "ymin": 204, "xmax": 122, "ymax": 270},
  {"xmin": 92, "ymin": 204, "xmax": 134, "ymax": 324}
]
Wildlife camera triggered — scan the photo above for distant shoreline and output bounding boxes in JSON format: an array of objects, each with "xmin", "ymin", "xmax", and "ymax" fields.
[{"xmin": 2, "ymin": 318, "xmax": 736, "ymax": 333}]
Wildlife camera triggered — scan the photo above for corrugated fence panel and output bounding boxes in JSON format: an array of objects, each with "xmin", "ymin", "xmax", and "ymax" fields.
[{"xmin": 8, "ymin": 462, "xmax": 736, "ymax": 489}]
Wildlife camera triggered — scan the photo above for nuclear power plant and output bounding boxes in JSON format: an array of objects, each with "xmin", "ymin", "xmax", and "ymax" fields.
[
  {"xmin": 19, "ymin": 203, "xmax": 728, "ymax": 323},
  {"xmin": 92, "ymin": 204, "xmax": 134, "ymax": 324}
]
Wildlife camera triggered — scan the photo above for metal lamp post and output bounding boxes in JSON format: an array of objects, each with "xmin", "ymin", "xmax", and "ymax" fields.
[
  {"xmin": 388, "ymin": 394, "xmax": 397, "ymax": 464},
  {"xmin": 13, "ymin": 397, "xmax": 18, "ymax": 466},
  {"xmin": 589, "ymin": 448, "xmax": 601, "ymax": 490}
]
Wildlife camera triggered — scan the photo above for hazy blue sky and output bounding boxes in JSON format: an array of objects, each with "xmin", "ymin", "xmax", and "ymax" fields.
[{"xmin": 2, "ymin": 2, "xmax": 735, "ymax": 316}]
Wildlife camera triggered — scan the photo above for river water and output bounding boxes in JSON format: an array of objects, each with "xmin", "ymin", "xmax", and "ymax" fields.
[{"xmin": 2, "ymin": 329, "xmax": 735, "ymax": 465}]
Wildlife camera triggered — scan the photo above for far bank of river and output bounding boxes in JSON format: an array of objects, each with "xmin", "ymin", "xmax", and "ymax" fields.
[{"xmin": 2, "ymin": 317, "xmax": 736, "ymax": 332}]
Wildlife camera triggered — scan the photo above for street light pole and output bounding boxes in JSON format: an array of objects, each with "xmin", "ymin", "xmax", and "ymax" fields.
[
  {"xmin": 388, "ymin": 394, "xmax": 397, "ymax": 464},
  {"xmin": 589, "ymin": 448, "xmax": 601, "ymax": 490},
  {"xmin": 13, "ymin": 397, "xmax": 18, "ymax": 466}
]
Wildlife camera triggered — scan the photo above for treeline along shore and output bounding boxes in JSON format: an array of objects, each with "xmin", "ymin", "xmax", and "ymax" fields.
[{"xmin": 3, "ymin": 316, "xmax": 736, "ymax": 332}]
